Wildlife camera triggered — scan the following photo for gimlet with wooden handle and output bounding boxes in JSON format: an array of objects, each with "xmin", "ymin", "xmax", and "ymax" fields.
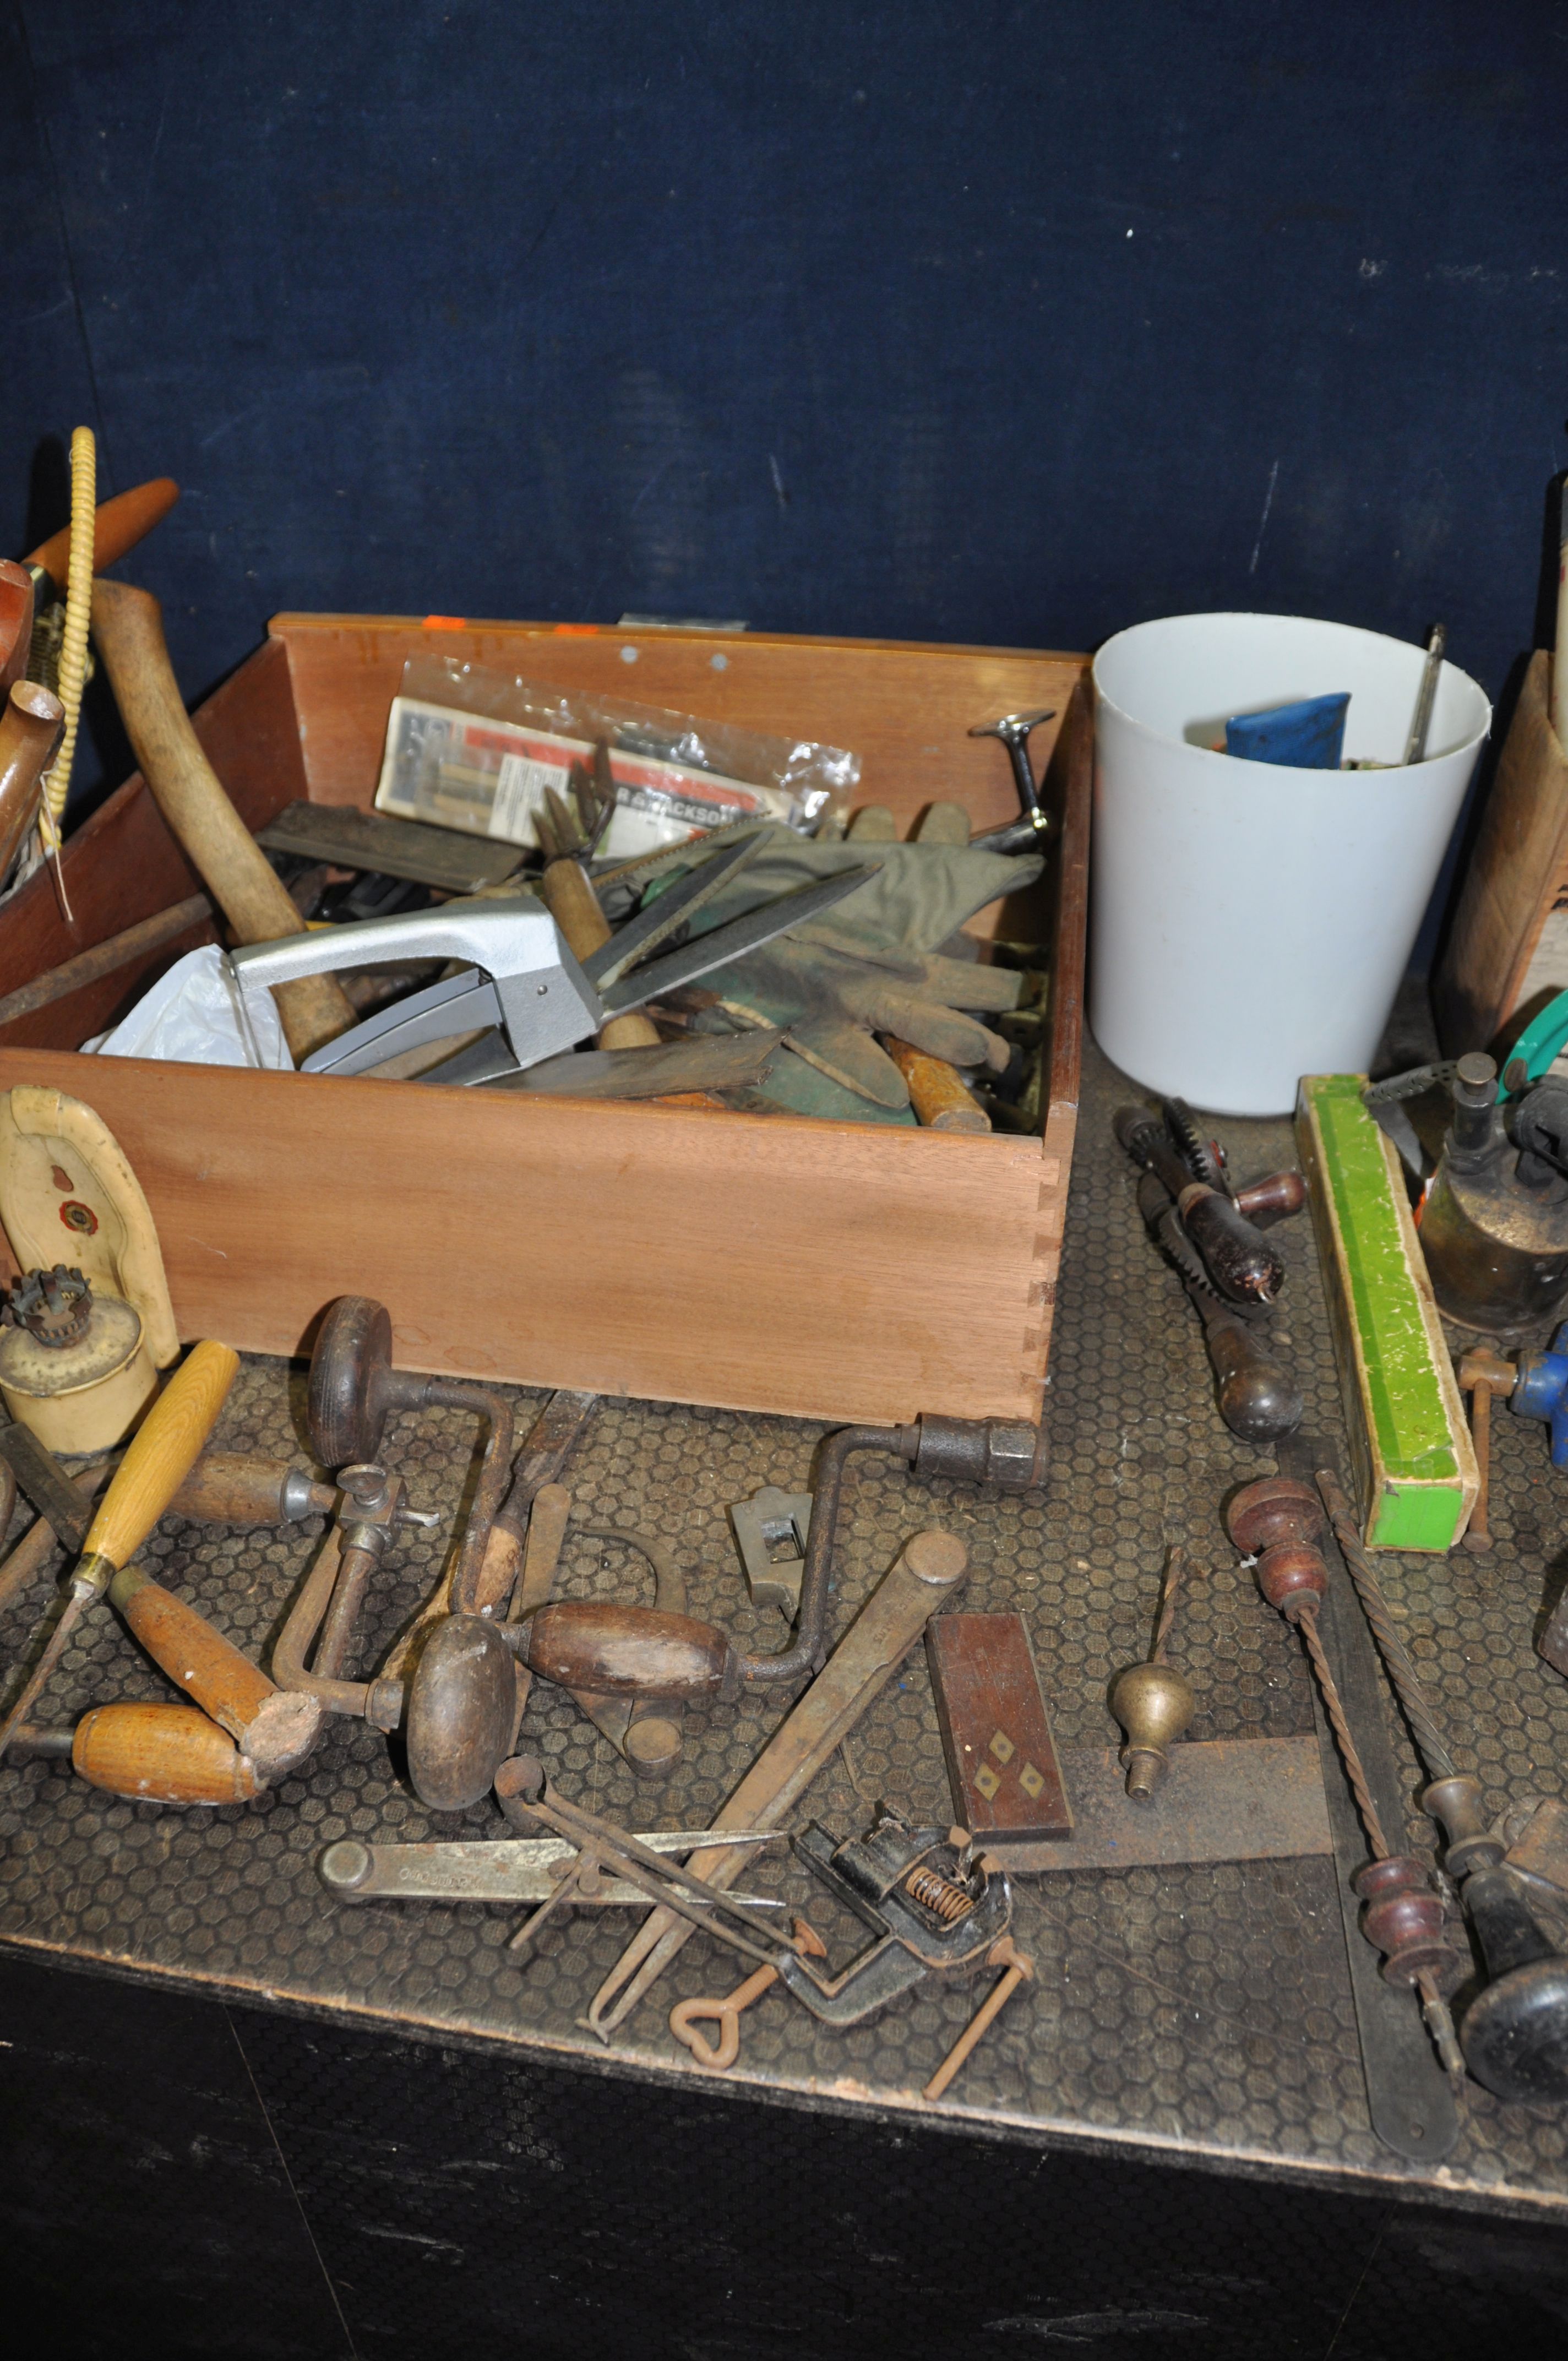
[
  {"xmin": 90, "ymin": 578, "xmax": 356, "ymax": 1061},
  {"xmin": 0, "ymin": 1338, "xmax": 239, "ymax": 1763}
]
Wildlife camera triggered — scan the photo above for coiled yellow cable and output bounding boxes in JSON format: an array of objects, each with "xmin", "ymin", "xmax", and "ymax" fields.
[{"xmin": 43, "ymin": 423, "xmax": 96, "ymax": 828}]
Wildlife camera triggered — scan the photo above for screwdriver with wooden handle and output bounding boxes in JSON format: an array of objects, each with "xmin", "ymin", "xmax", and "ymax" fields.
[
  {"xmin": 0, "ymin": 1339, "xmax": 241, "ymax": 1765},
  {"xmin": 90, "ymin": 579, "xmax": 356, "ymax": 1062}
]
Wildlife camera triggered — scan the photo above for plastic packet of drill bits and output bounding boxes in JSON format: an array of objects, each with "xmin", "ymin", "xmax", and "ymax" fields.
[{"xmin": 375, "ymin": 654, "xmax": 858, "ymax": 861}]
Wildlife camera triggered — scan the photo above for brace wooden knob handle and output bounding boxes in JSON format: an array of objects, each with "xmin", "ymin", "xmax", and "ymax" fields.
[
  {"xmin": 71, "ymin": 1701, "xmax": 261, "ymax": 1805},
  {"xmin": 541, "ymin": 859, "xmax": 660, "ymax": 1050},
  {"xmin": 89, "ymin": 579, "xmax": 356, "ymax": 1060},
  {"xmin": 1203, "ymin": 1314, "xmax": 1303, "ymax": 1443},
  {"xmin": 1179, "ymin": 1185, "xmax": 1284, "ymax": 1304},
  {"xmin": 518, "ymin": 1602, "xmax": 737, "ymax": 1699},
  {"xmin": 170, "ymin": 1452, "xmax": 330, "ymax": 1526},
  {"xmin": 106, "ymin": 1562, "xmax": 325, "ymax": 1780},
  {"xmin": 26, "ymin": 477, "xmax": 181, "ymax": 587},
  {"xmin": 0, "ymin": 679, "xmax": 64, "ymax": 875},
  {"xmin": 1232, "ymin": 1168, "xmax": 1307, "ymax": 1227},
  {"xmin": 80, "ymin": 1340, "xmax": 239, "ymax": 1570},
  {"xmin": 109, "ymin": 1565, "xmax": 276, "ymax": 1729}
]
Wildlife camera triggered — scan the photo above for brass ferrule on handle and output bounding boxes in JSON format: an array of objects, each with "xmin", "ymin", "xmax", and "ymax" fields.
[{"xmin": 71, "ymin": 1551, "xmax": 118, "ymax": 1601}]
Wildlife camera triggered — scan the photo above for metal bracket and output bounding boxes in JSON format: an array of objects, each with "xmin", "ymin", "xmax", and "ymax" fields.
[{"xmin": 729, "ymin": 1486, "xmax": 813, "ymax": 1616}]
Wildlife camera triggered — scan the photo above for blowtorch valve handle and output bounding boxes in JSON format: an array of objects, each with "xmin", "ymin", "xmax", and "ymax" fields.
[
  {"xmin": 394, "ymin": 1505, "xmax": 442, "ymax": 1530},
  {"xmin": 1509, "ymin": 1340, "xmax": 1568, "ymax": 1470}
]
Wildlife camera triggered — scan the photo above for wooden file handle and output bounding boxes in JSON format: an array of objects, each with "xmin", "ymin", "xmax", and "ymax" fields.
[
  {"xmin": 26, "ymin": 477, "xmax": 181, "ymax": 587},
  {"xmin": 0, "ymin": 680, "xmax": 64, "ymax": 877},
  {"xmin": 111, "ymin": 1569, "xmax": 277, "ymax": 1732},
  {"xmin": 89, "ymin": 579, "xmax": 356, "ymax": 1060},
  {"xmin": 80, "ymin": 1339, "xmax": 239, "ymax": 1570},
  {"xmin": 884, "ymin": 1037, "xmax": 990, "ymax": 1131},
  {"xmin": 540, "ymin": 859, "xmax": 660, "ymax": 1051},
  {"xmin": 72, "ymin": 1701, "xmax": 260, "ymax": 1805}
]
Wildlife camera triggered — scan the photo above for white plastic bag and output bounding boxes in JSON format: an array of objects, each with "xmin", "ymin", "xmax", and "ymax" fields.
[{"xmin": 82, "ymin": 945, "xmax": 292, "ymax": 1070}]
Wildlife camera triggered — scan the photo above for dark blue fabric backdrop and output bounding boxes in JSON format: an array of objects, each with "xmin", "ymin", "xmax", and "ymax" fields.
[{"xmin": 4, "ymin": 1, "xmax": 1567, "ymax": 822}]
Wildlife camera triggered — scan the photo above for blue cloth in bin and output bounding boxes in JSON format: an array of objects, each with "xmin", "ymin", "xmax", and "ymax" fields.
[{"xmin": 1225, "ymin": 692, "xmax": 1349, "ymax": 768}]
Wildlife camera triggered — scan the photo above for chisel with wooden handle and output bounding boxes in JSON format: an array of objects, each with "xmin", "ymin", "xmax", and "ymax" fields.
[
  {"xmin": 89, "ymin": 579, "xmax": 356, "ymax": 1060},
  {"xmin": 0, "ymin": 1339, "xmax": 240, "ymax": 1762}
]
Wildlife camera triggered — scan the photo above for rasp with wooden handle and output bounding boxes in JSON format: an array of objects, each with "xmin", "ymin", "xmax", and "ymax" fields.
[{"xmin": 90, "ymin": 579, "xmax": 355, "ymax": 1060}]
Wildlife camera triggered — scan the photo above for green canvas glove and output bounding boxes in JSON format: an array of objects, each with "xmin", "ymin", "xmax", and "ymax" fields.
[
  {"xmin": 696, "ymin": 937, "xmax": 1022, "ymax": 1107},
  {"xmin": 670, "ymin": 831, "xmax": 1041, "ymax": 1110},
  {"xmin": 684, "ymin": 826, "xmax": 1043, "ymax": 959}
]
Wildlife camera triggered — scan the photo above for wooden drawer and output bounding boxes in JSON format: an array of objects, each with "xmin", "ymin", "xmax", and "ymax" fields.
[{"xmin": 0, "ymin": 617, "xmax": 1090, "ymax": 1426}]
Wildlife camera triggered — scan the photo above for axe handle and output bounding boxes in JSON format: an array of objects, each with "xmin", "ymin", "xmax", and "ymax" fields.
[{"xmin": 90, "ymin": 579, "xmax": 355, "ymax": 1060}]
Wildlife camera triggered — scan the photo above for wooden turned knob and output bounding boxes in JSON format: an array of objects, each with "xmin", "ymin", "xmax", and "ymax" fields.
[
  {"xmin": 1253, "ymin": 1542, "xmax": 1327, "ymax": 1622},
  {"xmin": 1108, "ymin": 1661, "xmax": 1195, "ymax": 1800},
  {"xmin": 1353, "ymin": 1855, "xmax": 1453, "ymax": 1988},
  {"xmin": 1226, "ymin": 1475, "xmax": 1324, "ymax": 1558}
]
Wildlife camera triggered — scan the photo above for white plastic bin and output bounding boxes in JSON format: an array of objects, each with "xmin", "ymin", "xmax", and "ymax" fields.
[{"xmin": 1090, "ymin": 613, "xmax": 1491, "ymax": 1115}]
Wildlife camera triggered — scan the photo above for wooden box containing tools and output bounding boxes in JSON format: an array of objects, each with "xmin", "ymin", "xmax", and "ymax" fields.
[{"xmin": 0, "ymin": 617, "xmax": 1090, "ymax": 1426}]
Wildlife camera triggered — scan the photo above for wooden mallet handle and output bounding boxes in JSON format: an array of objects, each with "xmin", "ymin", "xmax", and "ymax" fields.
[
  {"xmin": 80, "ymin": 1339, "xmax": 239, "ymax": 1571},
  {"xmin": 89, "ymin": 579, "xmax": 356, "ymax": 1060},
  {"xmin": 884, "ymin": 1036, "xmax": 990, "ymax": 1131}
]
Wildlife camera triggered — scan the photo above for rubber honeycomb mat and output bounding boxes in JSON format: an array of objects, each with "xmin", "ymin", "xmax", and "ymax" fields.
[{"xmin": 3, "ymin": 1035, "xmax": 1568, "ymax": 2210}]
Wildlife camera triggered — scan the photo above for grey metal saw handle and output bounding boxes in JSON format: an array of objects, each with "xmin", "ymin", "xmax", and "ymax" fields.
[
  {"xmin": 230, "ymin": 896, "xmax": 605, "ymax": 1075},
  {"xmin": 229, "ymin": 896, "xmax": 567, "ymax": 998}
]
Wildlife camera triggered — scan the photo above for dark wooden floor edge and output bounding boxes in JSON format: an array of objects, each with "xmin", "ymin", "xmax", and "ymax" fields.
[{"xmin": 1, "ymin": 1925, "xmax": 1557, "ymax": 2229}]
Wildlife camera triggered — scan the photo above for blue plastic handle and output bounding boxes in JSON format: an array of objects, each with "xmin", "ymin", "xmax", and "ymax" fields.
[{"xmin": 1502, "ymin": 988, "xmax": 1568, "ymax": 1095}]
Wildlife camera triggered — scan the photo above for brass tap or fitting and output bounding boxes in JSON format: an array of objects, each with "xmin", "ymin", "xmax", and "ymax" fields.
[
  {"xmin": 1109, "ymin": 1659, "xmax": 1196, "ymax": 1800},
  {"xmin": 1109, "ymin": 1543, "xmax": 1196, "ymax": 1799}
]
